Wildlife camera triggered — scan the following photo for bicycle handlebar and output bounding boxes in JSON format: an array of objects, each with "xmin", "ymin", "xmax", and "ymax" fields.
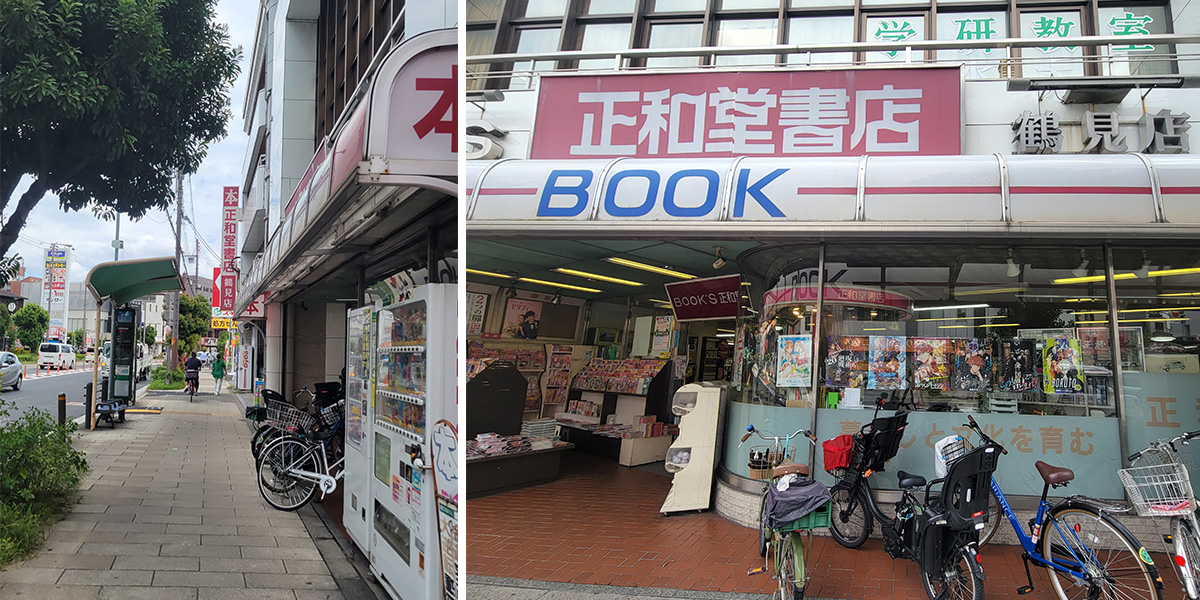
[
  {"xmin": 966, "ymin": 415, "xmax": 1008, "ymax": 455},
  {"xmin": 1128, "ymin": 429, "xmax": 1200, "ymax": 463},
  {"xmin": 739, "ymin": 424, "xmax": 816, "ymax": 448}
]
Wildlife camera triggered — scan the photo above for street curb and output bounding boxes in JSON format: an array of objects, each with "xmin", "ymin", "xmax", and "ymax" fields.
[{"xmin": 466, "ymin": 575, "xmax": 837, "ymax": 600}]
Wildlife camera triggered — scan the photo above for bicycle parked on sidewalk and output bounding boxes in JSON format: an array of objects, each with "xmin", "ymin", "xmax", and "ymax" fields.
[
  {"xmin": 247, "ymin": 383, "xmax": 342, "ymax": 459},
  {"xmin": 954, "ymin": 415, "xmax": 1164, "ymax": 600},
  {"xmin": 1121, "ymin": 429, "xmax": 1200, "ymax": 599},
  {"xmin": 826, "ymin": 405, "xmax": 999, "ymax": 600},
  {"xmin": 256, "ymin": 398, "xmax": 345, "ymax": 511},
  {"xmin": 740, "ymin": 425, "xmax": 830, "ymax": 600}
]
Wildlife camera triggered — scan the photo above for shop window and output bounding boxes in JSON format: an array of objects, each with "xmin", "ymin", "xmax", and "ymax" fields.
[
  {"xmin": 864, "ymin": 14, "xmax": 927, "ymax": 64},
  {"xmin": 522, "ymin": 0, "xmax": 569, "ymax": 18},
  {"xmin": 935, "ymin": 11, "xmax": 1008, "ymax": 79},
  {"xmin": 1018, "ymin": 10, "xmax": 1084, "ymax": 77},
  {"xmin": 466, "ymin": 28, "xmax": 497, "ymax": 90},
  {"xmin": 720, "ymin": 0, "xmax": 780, "ymax": 9},
  {"xmin": 578, "ymin": 22, "xmax": 633, "ymax": 70},
  {"xmin": 651, "ymin": 0, "xmax": 706, "ymax": 12},
  {"xmin": 786, "ymin": 15, "xmax": 854, "ymax": 65},
  {"xmin": 585, "ymin": 0, "xmax": 636, "ymax": 14},
  {"xmin": 714, "ymin": 18, "xmax": 779, "ymax": 66},
  {"xmin": 467, "ymin": 0, "xmax": 502, "ymax": 23},
  {"xmin": 862, "ymin": 0, "xmax": 928, "ymax": 5},
  {"xmin": 510, "ymin": 27, "xmax": 562, "ymax": 89},
  {"xmin": 1098, "ymin": 6, "xmax": 1172, "ymax": 75},
  {"xmin": 645, "ymin": 22, "xmax": 704, "ymax": 68}
]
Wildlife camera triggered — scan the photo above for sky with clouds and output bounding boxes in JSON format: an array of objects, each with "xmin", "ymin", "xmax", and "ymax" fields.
[{"xmin": 9, "ymin": 0, "xmax": 259, "ymax": 285}]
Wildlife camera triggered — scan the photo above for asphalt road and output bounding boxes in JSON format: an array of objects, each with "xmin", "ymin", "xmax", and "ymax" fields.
[{"xmin": 0, "ymin": 369, "xmax": 150, "ymax": 424}]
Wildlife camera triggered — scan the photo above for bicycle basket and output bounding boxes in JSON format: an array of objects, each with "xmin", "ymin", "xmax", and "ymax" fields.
[
  {"xmin": 316, "ymin": 400, "xmax": 344, "ymax": 429},
  {"xmin": 822, "ymin": 435, "xmax": 855, "ymax": 472},
  {"xmin": 934, "ymin": 435, "xmax": 973, "ymax": 478},
  {"xmin": 747, "ymin": 445, "xmax": 796, "ymax": 480},
  {"xmin": 266, "ymin": 399, "xmax": 315, "ymax": 432},
  {"xmin": 1118, "ymin": 462, "xmax": 1194, "ymax": 516}
]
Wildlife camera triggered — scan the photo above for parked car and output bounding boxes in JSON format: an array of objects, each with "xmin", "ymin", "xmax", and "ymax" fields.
[
  {"xmin": 0, "ymin": 352, "xmax": 21, "ymax": 390},
  {"xmin": 84, "ymin": 347, "xmax": 95, "ymax": 363},
  {"xmin": 38, "ymin": 342, "xmax": 76, "ymax": 370}
]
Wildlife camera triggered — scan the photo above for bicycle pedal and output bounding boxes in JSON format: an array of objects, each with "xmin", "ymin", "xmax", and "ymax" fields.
[
  {"xmin": 747, "ymin": 567, "xmax": 767, "ymax": 575},
  {"xmin": 1016, "ymin": 586, "xmax": 1034, "ymax": 595}
]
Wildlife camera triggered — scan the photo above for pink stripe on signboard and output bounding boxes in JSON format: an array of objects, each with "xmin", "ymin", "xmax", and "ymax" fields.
[
  {"xmin": 1010, "ymin": 186, "xmax": 1152, "ymax": 195},
  {"xmin": 477, "ymin": 188, "xmax": 539, "ymax": 195},
  {"xmin": 1162, "ymin": 187, "xmax": 1200, "ymax": 195},
  {"xmin": 796, "ymin": 187, "xmax": 858, "ymax": 195},
  {"xmin": 866, "ymin": 186, "xmax": 1002, "ymax": 195}
]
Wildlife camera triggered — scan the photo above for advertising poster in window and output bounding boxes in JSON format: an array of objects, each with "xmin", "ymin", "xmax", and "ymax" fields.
[
  {"xmin": 1076, "ymin": 327, "xmax": 1144, "ymax": 372},
  {"xmin": 909, "ymin": 338, "xmax": 951, "ymax": 390},
  {"xmin": 754, "ymin": 318, "xmax": 777, "ymax": 388},
  {"xmin": 466, "ymin": 292, "xmax": 488, "ymax": 337},
  {"xmin": 825, "ymin": 336, "xmax": 868, "ymax": 388},
  {"xmin": 502, "ymin": 298, "xmax": 542, "ymax": 339},
  {"xmin": 651, "ymin": 315, "xmax": 674, "ymax": 355},
  {"xmin": 1043, "ymin": 338, "xmax": 1086, "ymax": 395},
  {"xmin": 997, "ymin": 338, "xmax": 1038, "ymax": 392},
  {"xmin": 776, "ymin": 335, "xmax": 812, "ymax": 388},
  {"xmin": 953, "ymin": 339, "xmax": 992, "ymax": 392},
  {"xmin": 868, "ymin": 336, "xmax": 906, "ymax": 390}
]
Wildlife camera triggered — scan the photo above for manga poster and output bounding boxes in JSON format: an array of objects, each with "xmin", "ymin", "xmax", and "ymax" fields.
[
  {"xmin": 909, "ymin": 338, "xmax": 950, "ymax": 390},
  {"xmin": 953, "ymin": 338, "xmax": 992, "ymax": 391},
  {"xmin": 868, "ymin": 336, "xmax": 906, "ymax": 390},
  {"xmin": 996, "ymin": 338, "xmax": 1038, "ymax": 392},
  {"xmin": 776, "ymin": 335, "xmax": 812, "ymax": 388},
  {"xmin": 755, "ymin": 318, "xmax": 777, "ymax": 388},
  {"xmin": 1043, "ymin": 338, "xmax": 1085, "ymax": 395},
  {"xmin": 1076, "ymin": 327, "xmax": 1145, "ymax": 372},
  {"xmin": 824, "ymin": 336, "xmax": 868, "ymax": 388}
]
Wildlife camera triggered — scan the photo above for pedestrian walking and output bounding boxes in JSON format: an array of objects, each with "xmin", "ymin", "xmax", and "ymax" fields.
[{"xmin": 212, "ymin": 353, "xmax": 226, "ymax": 395}]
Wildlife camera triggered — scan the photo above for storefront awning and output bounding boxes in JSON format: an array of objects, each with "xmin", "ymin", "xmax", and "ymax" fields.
[{"xmin": 84, "ymin": 256, "xmax": 183, "ymax": 306}]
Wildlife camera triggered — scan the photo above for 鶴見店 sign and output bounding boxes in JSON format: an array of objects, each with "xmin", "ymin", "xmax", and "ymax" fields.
[
  {"xmin": 531, "ymin": 67, "xmax": 961, "ymax": 160},
  {"xmin": 665, "ymin": 275, "xmax": 743, "ymax": 321}
]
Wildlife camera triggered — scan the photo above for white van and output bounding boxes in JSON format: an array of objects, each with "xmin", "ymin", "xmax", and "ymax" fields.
[
  {"xmin": 38, "ymin": 342, "xmax": 76, "ymax": 370},
  {"xmin": 100, "ymin": 341, "xmax": 152, "ymax": 381}
]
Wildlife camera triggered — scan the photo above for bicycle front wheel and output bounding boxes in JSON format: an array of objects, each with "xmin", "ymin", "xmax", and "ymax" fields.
[
  {"xmin": 251, "ymin": 424, "xmax": 284, "ymax": 459},
  {"xmin": 257, "ymin": 437, "xmax": 319, "ymax": 511},
  {"xmin": 921, "ymin": 543, "xmax": 984, "ymax": 600},
  {"xmin": 1040, "ymin": 504, "xmax": 1162, "ymax": 600},
  {"xmin": 1174, "ymin": 515, "xmax": 1200, "ymax": 600},
  {"xmin": 829, "ymin": 483, "xmax": 873, "ymax": 549},
  {"xmin": 777, "ymin": 532, "xmax": 804, "ymax": 600}
]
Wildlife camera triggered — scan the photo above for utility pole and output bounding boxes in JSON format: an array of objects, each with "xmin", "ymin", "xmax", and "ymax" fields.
[{"xmin": 169, "ymin": 171, "xmax": 183, "ymax": 372}]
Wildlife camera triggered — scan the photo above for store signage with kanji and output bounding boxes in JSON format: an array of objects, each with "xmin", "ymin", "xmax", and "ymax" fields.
[{"xmin": 665, "ymin": 275, "xmax": 743, "ymax": 321}]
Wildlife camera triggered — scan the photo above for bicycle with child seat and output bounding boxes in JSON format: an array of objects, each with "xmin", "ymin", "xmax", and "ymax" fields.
[
  {"xmin": 1121, "ymin": 429, "xmax": 1200, "ymax": 599},
  {"xmin": 256, "ymin": 399, "xmax": 345, "ymax": 511},
  {"xmin": 826, "ymin": 404, "xmax": 999, "ymax": 600},
  {"xmin": 954, "ymin": 415, "xmax": 1164, "ymax": 600},
  {"xmin": 739, "ymin": 425, "xmax": 828, "ymax": 600},
  {"xmin": 248, "ymin": 386, "xmax": 342, "ymax": 459}
]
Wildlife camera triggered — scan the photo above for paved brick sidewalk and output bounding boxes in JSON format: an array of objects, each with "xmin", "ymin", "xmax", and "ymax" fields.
[{"xmin": 0, "ymin": 375, "xmax": 355, "ymax": 600}]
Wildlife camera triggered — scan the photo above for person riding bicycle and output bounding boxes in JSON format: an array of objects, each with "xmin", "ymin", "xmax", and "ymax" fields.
[{"xmin": 184, "ymin": 352, "xmax": 202, "ymax": 394}]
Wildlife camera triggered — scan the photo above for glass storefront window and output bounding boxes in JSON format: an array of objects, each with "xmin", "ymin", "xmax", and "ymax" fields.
[
  {"xmin": 865, "ymin": 14, "xmax": 926, "ymax": 63},
  {"xmin": 578, "ymin": 22, "xmax": 633, "ymax": 70},
  {"xmin": 786, "ymin": 15, "xmax": 854, "ymax": 65},
  {"xmin": 523, "ymin": 0, "xmax": 568, "ymax": 18},
  {"xmin": 585, "ymin": 0, "xmax": 636, "ymax": 14},
  {"xmin": 936, "ymin": 11, "xmax": 1008, "ymax": 79},
  {"xmin": 466, "ymin": 29, "xmax": 498, "ymax": 90},
  {"xmin": 714, "ymin": 18, "xmax": 779, "ymax": 66},
  {"xmin": 652, "ymin": 0, "xmax": 706, "ymax": 12},
  {"xmin": 1098, "ymin": 6, "xmax": 1171, "ymax": 76},
  {"xmin": 1019, "ymin": 10, "xmax": 1084, "ymax": 77},
  {"xmin": 511, "ymin": 28, "xmax": 562, "ymax": 89},
  {"xmin": 789, "ymin": 0, "xmax": 853, "ymax": 6},
  {"xmin": 646, "ymin": 22, "xmax": 704, "ymax": 68}
]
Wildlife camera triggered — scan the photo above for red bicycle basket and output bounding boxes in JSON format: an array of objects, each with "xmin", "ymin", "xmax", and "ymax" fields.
[{"xmin": 823, "ymin": 435, "xmax": 855, "ymax": 471}]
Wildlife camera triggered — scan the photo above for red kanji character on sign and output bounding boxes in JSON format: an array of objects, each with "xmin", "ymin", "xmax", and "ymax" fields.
[{"xmin": 414, "ymin": 65, "xmax": 457, "ymax": 150}]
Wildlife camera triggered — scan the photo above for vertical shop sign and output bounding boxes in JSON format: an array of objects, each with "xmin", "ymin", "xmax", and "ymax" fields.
[
  {"xmin": 212, "ymin": 267, "xmax": 221, "ymax": 310},
  {"xmin": 236, "ymin": 345, "xmax": 253, "ymax": 391},
  {"xmin": 221, "ymin": 186, "xmax": 239, "ymax": 312},
  {"xmin": 665, "ymin": 275, "xmax": 742, "ymax": 321},
  {"xmin": 776, "ymin": 335, "xmax": 812, "ymax": 388},
  {"xmin": 465, "ymin": 292, "xmax": 488, "ymax": 336},
  {"xmin": 43, "ymin": 246, "xmax": 70, "ymax": 340}
]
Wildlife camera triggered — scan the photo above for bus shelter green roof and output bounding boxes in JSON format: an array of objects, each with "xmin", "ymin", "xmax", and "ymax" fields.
[{"xmin": 84, "ymin": 256, "xmax": 183, "ymax": 306}]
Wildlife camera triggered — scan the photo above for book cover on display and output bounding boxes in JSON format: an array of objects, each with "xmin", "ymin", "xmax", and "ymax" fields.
[
  {"xmin": 825, "ymin": 336, "xmax": 868, "ymax": 388},
  {"xmin": 776, "ymin": 335, "xmax": 812, "ymax": 388},
  {"xmin": 502, "ymin": 298, "xmax": 542, "ymax": 340},
  {"xmin": 755, "ymin": 318, "xmax": 777, "ymax": 388},
  {"xmin": 952, "ymin": 339, "xmax": 992, "ymax": 391},
  {"xmin": 909, "ymin": 338, "xmax": 950, "ymax": 391},
  {"xmin": 997, "ymin": 338, "xmax": 1038, "ymax": 392},
  {"xmin": 868, "ymin": 336, "xmax": 906, "ymax": 390},
  {"xmin": 1043, "ymin": 338, "xmax": 1085, "ymax": 395},
  {"xmin": 1076, "ymin": 326, "xmax": 1145, "ymax": 372}
]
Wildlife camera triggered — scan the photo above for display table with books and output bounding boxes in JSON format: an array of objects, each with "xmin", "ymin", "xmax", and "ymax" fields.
[{"xmin": 465, "ymin": 429, "xmax": 574, "ymax": 498}]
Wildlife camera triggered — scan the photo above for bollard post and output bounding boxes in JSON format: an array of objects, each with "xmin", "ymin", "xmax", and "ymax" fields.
[
  {"xmin": 58, "ymin": 393, "xmax": 66, "ymax": 426},
  {"xmin": 84, "ymin": 382, "xmax": 93, "ymax": 430}
]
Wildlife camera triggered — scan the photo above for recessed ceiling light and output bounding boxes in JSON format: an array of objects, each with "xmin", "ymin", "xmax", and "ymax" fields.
[
  {"xmin": 553, "ymin": 268, "xmax": 643, "ymax": 287},
  {"xmin": 604, "ymin": 257, "xmax": 695, "ymax": 280},
  {"xmin": 516, "ymin": 277, "xmax": 601, "ymax": 293}
]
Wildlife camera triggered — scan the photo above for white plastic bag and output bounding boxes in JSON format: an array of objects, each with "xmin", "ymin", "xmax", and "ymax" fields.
[{"xmin": 933, "ymin": 435, "xmax": 962, "ymax": 478}]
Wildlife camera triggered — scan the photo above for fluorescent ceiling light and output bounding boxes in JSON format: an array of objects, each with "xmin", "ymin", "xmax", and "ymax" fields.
[
  {"xmin": 604, "ymin": 257, "xmax": 695, "ymax": 280},
  {"xmin": 1148, "ymin": 267, "xmax": 1200, "ymax": 278},
  {"xmin": 715, "ymin": 333, "xmax": 735, "ymax": 337},
  {"xmin": 938, "ymin": 325, "xmax": 969, "ymax": 329},
  {"xmin": 1053, "ymin": 273, "xmax": 1138, "ymax": 285},
  {"xmin": 1064, "ymin": 298, "xmax": 1103, "ymax": 302},
  {"xmin": 516, "ymin": 277, "xmax": 601, "ymax": 293},
  {"xmin": 553, "ymin": 268, "xmax": 643, "ymax": 287},
  {"xmin": 978, "ymin": 323, "xmax": 1022, "ymax": 328},
  {"xmin": 1074, "ymin": 317, "xmax": 1187, "ymax": 325},
  {"xmin": 741, "ymin": 281, "xmax": 752, "ymax": 286},
  {"xmin": 954, "ymin": 286, "xmax": 1027, "ymax": 297},
  {"xmin": 863, "ymin": 328, "xmax": 887, "ymax": 331},
  {"xmin": 913, "ymin": 303, "xmax": 989, "ymax": 312},
  {"xmin": 1160, "ymin": 292, "xmax": 1200, "ymax": 297},
  {"xmin": 916, "ymin": 315, "xmax": 1005, "ymax": 323},
  {"xmin": 466, "ymin": 268, "xmax": 514, "ymax": 279}
]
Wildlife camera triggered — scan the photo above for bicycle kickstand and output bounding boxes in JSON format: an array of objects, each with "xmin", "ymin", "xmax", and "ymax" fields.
[{"xmin": 1016, "ymin": 553, "xmax": 1035, "ymax": 595}]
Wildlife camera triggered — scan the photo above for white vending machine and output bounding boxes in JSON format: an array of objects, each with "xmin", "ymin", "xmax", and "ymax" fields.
[
  {"xmin": 369, "ymin": 284, "xmax": 457, "ymax": 600},
  {"xmin": 342, "ymin": 307, "xmax": 375, "ymax": 552},
  {"xmin": 660, "ymin": 382, "xmax": 728, "ymax": 514}
]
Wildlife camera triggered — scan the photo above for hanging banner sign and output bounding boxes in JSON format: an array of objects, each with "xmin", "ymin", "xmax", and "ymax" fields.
[
  {"xmin": 665, "ymin": 275, "xmax": 742, "ymax": 321},
  {"xmin": 210, "ymin": 317, "xmax": 234, "ymax": 330},
  {"xmin": 465, "ymin": 292, "xmax": 488, "ymax": 336},
  {"xmin": 221, "ymin": 186, "xmax": 239, "ymax": 312}
]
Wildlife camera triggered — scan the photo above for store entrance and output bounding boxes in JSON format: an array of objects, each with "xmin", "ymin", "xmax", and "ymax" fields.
[{"xmin": 683, "ymin": 320, "xmax": 736, "ymax": 383}]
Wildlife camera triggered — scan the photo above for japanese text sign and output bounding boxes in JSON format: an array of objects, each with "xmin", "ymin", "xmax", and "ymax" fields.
[
  {"xmin": 221, "ymin": 186, "xmax": 239, "ymax": 312},
  {"xmin": 665, "ymin": 275, "xmax": 742, "ymax": 321},
  {"xmin": 532, "ymin": 67, "xmax": 961, "ymax": 159}
]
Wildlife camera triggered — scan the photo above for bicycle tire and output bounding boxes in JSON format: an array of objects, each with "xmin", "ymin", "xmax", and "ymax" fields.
[
  {"xmin": 778, "ymin": 532, "xmax": 804, "ymax": 600},
  {"xmin": 759, "ymin": 490, "xmax": 769, "ymax": 557},
  {"xmin": 829, "ymin": 483, "xmax": 873, "ymax": 549},
  {"xmin": 257, "ymin": 437, "xmax": 319, "ymax": 511},
  {"xmin": 1040, "ymin": 502, "xmax": 1162, "ymax": 600},
  {"xmin": 921, "ymin": 542, "xmax": 983, "ymax": 600},
  {"xmin": 977, "ymin": 487, "xmax": 1001, "ymax": 547},
  {"xmin": 251, "ymin": 424, "xmax": 284, "ymax": 459},
  {"xmin": 1174, "ymin": 516, "xmax": 1200, "ymax": 600}
]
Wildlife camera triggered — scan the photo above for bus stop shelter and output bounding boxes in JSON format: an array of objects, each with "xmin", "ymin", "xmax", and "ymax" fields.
[{"xmin": 83, "ymin": 256, "xmax": 183, "ymax": 430}]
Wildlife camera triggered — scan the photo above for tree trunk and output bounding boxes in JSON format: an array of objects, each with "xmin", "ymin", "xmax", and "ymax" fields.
[{"xmin": 0, "ymin": 179, "xmax": 49, "ymax": 257}]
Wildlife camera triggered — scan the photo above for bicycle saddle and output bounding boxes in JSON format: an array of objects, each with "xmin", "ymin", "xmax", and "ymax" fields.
[
  {"xmin": 774, "ymin": 463, "xmax": 809, "ymax": 478},
  {"xmin": 896, "ymin": 470, "xmax": 927, "ymax": 489},
  {"xmin": 1035, "ymin": 461, "xmax": 1074, "ymax": 485}
]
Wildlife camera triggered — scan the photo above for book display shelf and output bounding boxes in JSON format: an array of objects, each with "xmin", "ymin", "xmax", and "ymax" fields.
[{"xmin": 554, "ymin": 358, "xmax": 676, "ymax": 466}]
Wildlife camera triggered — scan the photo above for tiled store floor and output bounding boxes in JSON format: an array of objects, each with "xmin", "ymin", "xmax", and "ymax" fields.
[{"xmin": 467, "ymin": 452, "xmax": 1186, "ymax": 600}]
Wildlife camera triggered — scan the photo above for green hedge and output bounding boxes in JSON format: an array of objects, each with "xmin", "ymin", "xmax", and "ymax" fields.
[{"xmin": 147, "ymin": 365, "xmax": 186, "ymax": 390}]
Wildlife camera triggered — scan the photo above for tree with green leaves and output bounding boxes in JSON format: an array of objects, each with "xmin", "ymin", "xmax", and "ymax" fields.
[
  {"xmin": 0, "ymin": 304, "xmax": 13, "ymax": 349},
  {"xmin": 143, "ymin": 324, "xmax": 157, "ymax": 347},
  {"xmin": 178, "ymin": 295, "xmax": 210, "ymax": 354},
  {"xmin": 67, "ymin": 328, "xmax": 84, "ymax": 349},
  {"xmin": 13, "ymin": 304, "xmax": 48, "ymax": 349},
  {"xmin": 0, "ymin": 0, "xmax": 241, "ymax": 261}
]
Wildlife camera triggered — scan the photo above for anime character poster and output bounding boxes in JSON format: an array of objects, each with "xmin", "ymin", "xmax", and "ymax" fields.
[
  {"xmin": 909, "ymin": 338, "xmax": 950, "ymax": 390},
  {"xmin": 997, "ymin": 338, "xmax": 1038, "ymax": 392},
  {"xmin": 1043, "ymin": 338, "xmax": 1085, "ymax": 395},
  {"xmin": 868, "ymin": 336, "xmax": 906, "ymax": 390},
  {"xmin": 953, "ymin": 339, "xmax": 992, "ymax": 391},
  {"xmin": 755, "ymin": 318, "xmax": 777, "ymax": 388},
  {"xmin": 825, "ymin": 336, "xmax": 868, "ymax": 388},
  {"xmin": 776, "ymin": 335, "xmax": 812, "ymax": 388}
]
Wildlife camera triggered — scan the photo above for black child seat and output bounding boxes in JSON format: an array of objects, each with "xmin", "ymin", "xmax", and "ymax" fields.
[
  {"xmin": 855, "ymin": 412, "xmax": 910, "ymax": 473},
  {"xmin": 929, "ymin": 444, "xmax": 1001, "ymax": 532},
  {"xmin": 261, "ymin": 388, "xmax": 286, "ymax": 405},
  {"xmin": 313, "ymin": 382, "xmax": 343, "ymax": 409}
]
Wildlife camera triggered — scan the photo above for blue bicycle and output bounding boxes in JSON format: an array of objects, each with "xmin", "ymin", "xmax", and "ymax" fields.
[{"xmin": 961, "ymin": 415, "xmax": 1163, "ymax": 600}]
